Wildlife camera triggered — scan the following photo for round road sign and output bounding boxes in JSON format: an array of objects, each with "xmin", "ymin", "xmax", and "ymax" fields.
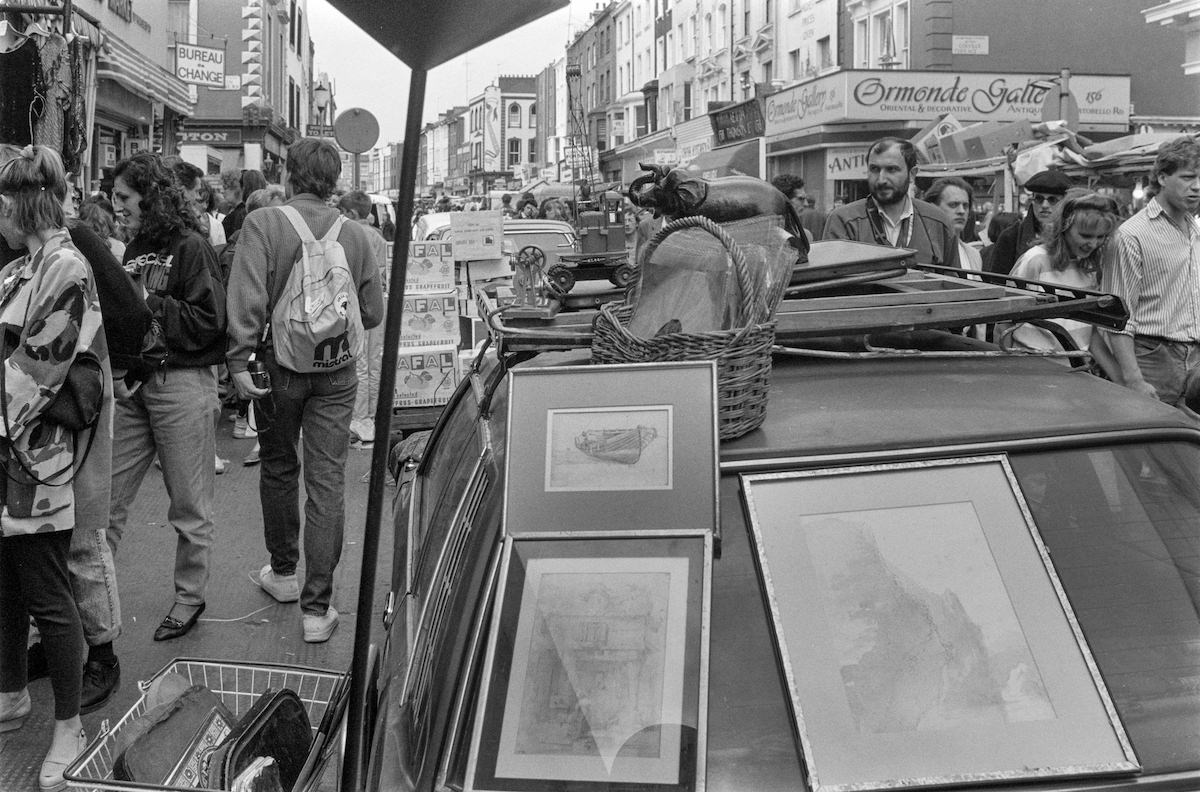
[{"xmin": 333, "ymin": 108, "xmax": 380, "ymax": 154}]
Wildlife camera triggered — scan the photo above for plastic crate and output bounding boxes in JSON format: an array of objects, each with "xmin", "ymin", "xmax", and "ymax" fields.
[{"xmin": 64, "ymin": 658, "xmax": 347, "ymax": 792}]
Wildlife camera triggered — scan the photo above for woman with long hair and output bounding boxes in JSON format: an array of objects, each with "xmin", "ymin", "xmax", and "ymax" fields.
[
  {"xmin": 108, "ymin": 153, "xmax": 226, "ymax": 642},
  {"xmin": 0, "ymin": 144, "xmax": 111, "ymax": 791},
  {"xmin": 1003, "ymin": 191, "xmax": 1121, "ymax": 370}
]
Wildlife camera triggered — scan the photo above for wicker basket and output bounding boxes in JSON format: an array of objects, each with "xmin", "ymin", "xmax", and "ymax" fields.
[{"xmin": 592, "ymin": 215, "xmax": 775, "ymax": 440}]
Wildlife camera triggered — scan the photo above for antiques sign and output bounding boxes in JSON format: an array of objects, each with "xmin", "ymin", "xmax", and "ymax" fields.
[
  {"xmin": 766, "ymin": 70, "xmax": 1130, "ymax": 136},
  {"xmin": 176, "ymin": 43, "xmax": 226, "ymax": 88},
  {"xmin": 710, "ymin": 99, "xmax": 766, "ymax": 145}
]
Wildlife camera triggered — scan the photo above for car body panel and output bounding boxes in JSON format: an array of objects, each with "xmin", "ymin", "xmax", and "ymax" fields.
[
  {"xmin": 371, "ymin": 340, "xmax": 1200, "ymax": 792},
  {"xmin": 724, "ymin": 333, "xmax": 1193, "ymax": 464}
]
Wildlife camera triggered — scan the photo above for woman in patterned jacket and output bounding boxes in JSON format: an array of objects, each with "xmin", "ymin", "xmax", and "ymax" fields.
[{"xmin": 0, "ymin": 145, "xmax": 111, "ymax": 792}]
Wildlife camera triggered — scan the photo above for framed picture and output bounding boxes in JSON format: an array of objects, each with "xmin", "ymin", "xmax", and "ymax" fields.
[
  {"xmin": 504, "ymin": 362, "xmax": 718, "ymax": 537},
  {"xmin": 741, "ymin": 456, "xmax": 1139, "ymax": 792},
  {"xmin": 466, "ymin": 535, "xmax": 711, "ymax": 792}
]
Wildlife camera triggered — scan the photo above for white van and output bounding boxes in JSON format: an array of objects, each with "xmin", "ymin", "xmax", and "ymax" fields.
[{"xmin": 366, "ymin": 193, "xmax": 397, "ymax": 237}]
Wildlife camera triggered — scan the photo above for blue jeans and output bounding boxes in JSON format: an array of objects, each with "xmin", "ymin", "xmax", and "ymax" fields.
[
  {"xmin": 1134, "ymin": 335, "xmax": 1200, "ymax": 411},
  {"xmin": 352, "ymin": 324, "xmax": 384, "ymax": 434},
  {"xmin": 70, "ymin": 386, "xmax": 120, "ymax": 646},
  {"xmin": 109, "ymin": 366, "xmax": 217, "ymax": 607},
  {"xmin": 258, "ymin": 357, "xmax": 356, "ymax": 615},
  {"xmin": 68, "ymin": 523, "xmax": 120, "ymax": 646}
]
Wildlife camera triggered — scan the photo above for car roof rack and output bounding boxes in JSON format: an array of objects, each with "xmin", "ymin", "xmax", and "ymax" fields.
[{"xmin": 475, "ymin": 264, "xmax": 1128, "ymax": 355}]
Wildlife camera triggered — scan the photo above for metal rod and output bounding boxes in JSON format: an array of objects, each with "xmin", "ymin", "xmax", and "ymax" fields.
[{"xmin": 342, "ymin": 65, "xmax": 426, "ymax": 792}]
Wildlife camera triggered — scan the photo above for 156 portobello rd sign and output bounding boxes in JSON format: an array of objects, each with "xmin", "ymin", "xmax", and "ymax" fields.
[{"xmin": 766, "ymin": 70, "xmax": 1130, "ymax": 137}]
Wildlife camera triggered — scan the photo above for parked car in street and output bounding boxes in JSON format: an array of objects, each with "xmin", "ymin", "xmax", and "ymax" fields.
[
  {"xmin": 412, "ymin": 212, "xmax": 578, "ymax": 277},
  {"xmin": 341, "ymin": 263, "xmax": 1200, "ymax": 792}
]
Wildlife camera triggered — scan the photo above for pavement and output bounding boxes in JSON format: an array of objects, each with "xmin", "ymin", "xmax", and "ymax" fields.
[{"xmin": 0, "ymin": 406, "xmax": 397, "ymax": 792}]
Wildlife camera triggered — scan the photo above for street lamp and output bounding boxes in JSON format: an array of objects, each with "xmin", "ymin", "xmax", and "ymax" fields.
[
  {"xmin": 739, "ymin": 72, "xmax": 754, "ymax": 99},
  {"xmin": 313, "ymin": 81, "xmax": 331, "ymax": 124}
]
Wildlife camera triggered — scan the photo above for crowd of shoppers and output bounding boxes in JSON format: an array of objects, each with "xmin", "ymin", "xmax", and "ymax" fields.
[
  {"xmin": 0, "ymin": 138, "xmax": 382, "ymax": 791},
  {"xmin": 810, "ymin": 133, "xmax": 1200, "ymax": 417}
]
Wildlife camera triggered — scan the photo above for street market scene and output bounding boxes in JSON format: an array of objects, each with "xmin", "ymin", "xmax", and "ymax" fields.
[{"xmin": 3, "ymin": 1, "xmax": 1200, "ymax": 792}]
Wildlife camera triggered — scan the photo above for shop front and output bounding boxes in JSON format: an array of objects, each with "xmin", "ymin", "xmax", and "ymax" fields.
[
  {"xmin": 601, "ymin": 129, "xmax": 677, "ymax": 186},
  {"xmin": 177, "ymin": 106, "xmax": 292, "ymax": 181},
  {"xmin": 765, "ymin": 69, "xmax": 1132, "ymax": 212},
  {"xmin": 91, "ymin": 32, "xmax": 192, "ymax": 191},
  {"xmin": 673, "ymin": 115, "xmax": 715, "ymax": 170},
  {"xmin": 691, "ymin": 98, "xmax": 765, "ymax": 179}
]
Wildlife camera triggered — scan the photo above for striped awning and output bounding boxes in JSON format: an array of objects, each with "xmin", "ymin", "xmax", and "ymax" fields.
[{"xmin": 97, "ymin": 34, "xmax": 193, "ymax": 116}]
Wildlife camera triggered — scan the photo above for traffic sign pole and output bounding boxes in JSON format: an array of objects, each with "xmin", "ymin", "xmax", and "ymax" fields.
[{"xmin": 333, "ymin": 107, "xmax": 380, "ymax": 191}]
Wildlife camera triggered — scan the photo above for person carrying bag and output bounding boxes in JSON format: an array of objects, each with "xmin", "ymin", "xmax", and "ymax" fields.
[{"xmin": 0, "ymin": 144, "xmax": 113, "ymax": 792}]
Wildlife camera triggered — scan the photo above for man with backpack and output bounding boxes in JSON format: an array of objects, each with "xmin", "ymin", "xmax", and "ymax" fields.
[{"xmin": 226, "ymin": 138, "xmax": 385, "ymax": 643}]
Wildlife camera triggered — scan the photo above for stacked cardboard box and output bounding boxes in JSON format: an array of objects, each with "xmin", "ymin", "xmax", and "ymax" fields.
[
  {"xmin": 393, "ymin": 347, "xmax": 461, "ymax": 409},
  {"xmin": 396, "ymin": 241, "xmax": 460, "ymax": 409}
]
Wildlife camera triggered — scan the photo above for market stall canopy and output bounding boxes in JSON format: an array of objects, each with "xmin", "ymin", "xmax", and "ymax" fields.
[
  {"xmin": 325, "ymin": 0, "xmax": 569, "ymax": 70},
  {"xmin": 98, "ymin": 33, "xmax": 193, "ymax": 115},
  {"xmin": 1061, "ymin": 132, "xmax": 1196, "ymax": 181},
  {"xmin": 685, "ymin": 140, "xmax": 759, "ymax": 179}
]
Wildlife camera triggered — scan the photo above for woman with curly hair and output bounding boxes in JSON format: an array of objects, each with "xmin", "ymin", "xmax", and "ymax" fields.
[
  {"xmin": 0, "ymin": 144, "xmax": 111, "ymax": 791},
  {"xmin": 109, "ymin": 153, "xmax": 226, "ymax": 641},
  {"xmin": 1002, "ymin": 191, "xmax": 1121, "ymax": 372}
]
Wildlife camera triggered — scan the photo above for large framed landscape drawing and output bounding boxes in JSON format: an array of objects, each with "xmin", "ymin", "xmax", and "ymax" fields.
[
  {"xmin": 504, "ymin": 361, "xmax": 718, "ymax": 537},
  {"xmin": 466, "ymin": 535, "xmax": 710, "ymax": 792},
  {"xmin": 741, "ymin": 456, "xmax": 1139, "ymax": 792}
]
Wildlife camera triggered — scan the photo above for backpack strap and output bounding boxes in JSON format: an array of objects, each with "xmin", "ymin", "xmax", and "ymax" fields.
[
  {"xmin": 277, "ymin": 205, "xmax": 317, "ymax": 244},
  {"xmin": 322, "ymin": 215, "xmax": 347, "ymax": 243}
]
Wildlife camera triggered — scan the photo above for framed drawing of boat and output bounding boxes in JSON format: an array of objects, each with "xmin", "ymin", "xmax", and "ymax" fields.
[
  {"xmin": 546, "ymin": 406, "xmax": 672, "ymax": 491},
  {"xmin": 504, "ymin": 362, "xmax": 719, "ymax": 537},
  {"xmin": 465, "ymin": 533, "xmax": 711, "ymax": 792}
]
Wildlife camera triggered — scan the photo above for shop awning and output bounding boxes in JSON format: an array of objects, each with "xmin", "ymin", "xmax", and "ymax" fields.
[
  {"xmin": 685, "ymin": 139, "xmax": 759, "ymax": 178},
  {"xmin": 97, "ymin": 34, "xmax": 192, "ymax": 116}
]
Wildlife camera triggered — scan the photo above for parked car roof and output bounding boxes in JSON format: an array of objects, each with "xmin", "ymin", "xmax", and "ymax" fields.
[{"xmin": 724, "ymin": 332, "xmax": 1194, "ymax": 464}]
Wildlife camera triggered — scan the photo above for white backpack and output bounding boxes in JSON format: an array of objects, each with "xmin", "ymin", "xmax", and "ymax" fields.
[{"xmin": 270, "ymin": 205, "xmax": 364, "ymax": 372}]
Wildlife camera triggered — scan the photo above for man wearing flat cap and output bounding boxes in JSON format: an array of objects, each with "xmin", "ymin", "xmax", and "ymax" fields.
[{"xmin": 985, "ymin": 168, "xmax": 1074, "ymax": 275}]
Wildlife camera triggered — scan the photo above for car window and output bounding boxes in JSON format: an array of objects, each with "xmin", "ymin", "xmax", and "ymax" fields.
[{"xmin": 1010, "ymin": 442, "xmax": 1200, "ymax": 773}]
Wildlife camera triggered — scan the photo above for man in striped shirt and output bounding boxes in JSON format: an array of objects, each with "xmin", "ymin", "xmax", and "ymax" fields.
[{"xmin": 1101, "ymin": 137, "xmax": 1200, "ymax": 412}]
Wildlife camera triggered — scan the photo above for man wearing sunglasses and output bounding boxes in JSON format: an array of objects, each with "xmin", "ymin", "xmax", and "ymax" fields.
[{"xmin": 986, "ymin": 169, "xmax": 1074, "ymax": 275}]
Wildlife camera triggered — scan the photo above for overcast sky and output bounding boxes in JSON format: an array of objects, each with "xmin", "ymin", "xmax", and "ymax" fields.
[{"xmin": 308, "ymin": 0, "xmax": 600, "ymax": 146}]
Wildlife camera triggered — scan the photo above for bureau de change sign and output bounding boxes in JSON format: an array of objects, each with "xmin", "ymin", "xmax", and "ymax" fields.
[{"xmin": 176, "ymin": 43, "xmax": 226, "ymax": 88}]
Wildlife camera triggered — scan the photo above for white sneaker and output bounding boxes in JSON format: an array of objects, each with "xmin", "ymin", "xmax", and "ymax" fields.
[
  {"xmin": 233, "ymin": 416, "xmax": 258, "ymax": 439},
  {"xmin": 349, "ymin": 419, "xmax": 375, "ymax": 444},
  {"xmin": 302, "ymin": 607, "xmax": 338, "ymax": 643},
  {"xmin": 257, "ymin": 564, "xmax": 299, "ymax": 603}
]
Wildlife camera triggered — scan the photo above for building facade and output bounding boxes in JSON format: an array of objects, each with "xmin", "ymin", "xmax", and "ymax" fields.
[
  {"xmin": 5, "ymin": 2, "xmax": 196, "ymax": 191},
  {"xmin": 172, "ymin": 0, "xmax": 314, "ymax": 180},
  {"xmin": 407, "ymin": 0, "xmax": 1197, "ymax": 207}
]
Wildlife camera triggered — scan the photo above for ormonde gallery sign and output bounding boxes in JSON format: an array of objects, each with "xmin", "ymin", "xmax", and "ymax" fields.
[{"xmin": 765, "ymin": 69, "xmax": 1131, "ymax": 137}]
